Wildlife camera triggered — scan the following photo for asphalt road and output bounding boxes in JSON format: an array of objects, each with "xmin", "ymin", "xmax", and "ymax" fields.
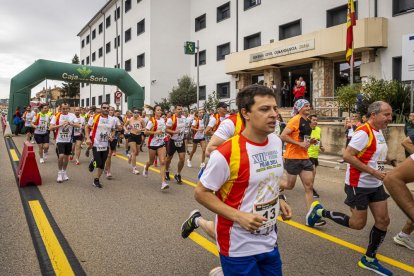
[{"xmin": 1, "ymin": 135, "xmax": 414, "ymax": 275}]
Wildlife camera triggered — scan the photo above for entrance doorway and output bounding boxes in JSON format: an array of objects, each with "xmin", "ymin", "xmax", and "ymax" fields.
[{"xmin": 281, "ymin": 64, "xmax": 313, "ymax": 107}]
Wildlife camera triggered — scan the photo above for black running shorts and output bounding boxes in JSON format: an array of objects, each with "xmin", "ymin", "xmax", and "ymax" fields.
[
  {"xmin": 56, "ymin": 142, "xmax": 72, "ymax": 156},
  {"xmin": 109, "ymin": 139, "xmax": 118, "ymax": 151},
  {"xmin": 193, "ymin": 138, "xmax": 205, "ymax": 144},
  {"xmin": 92, "ymin": 147, "xmax": 109, "ymax": 170},
  {"xmin": 344, "ymin": 185, "xmax": 389, "ymax": 210},
  {"xmin": 34, "ymin": 133, "xmax": 50, "ymax": 144},
  {"xmin": 166, "ymin": 139, "xmax": 185, "ymax": 156},
  {"xmin": 310, "ymin": 157, "xmax": 319, "ymax": 167},
  {"xmin": 284, "ymin": 159, "xmax": 314, "ymax": 175},
  {"xmin": 129, "ymin": 133, "xmax": 142, "ymax": 145}
]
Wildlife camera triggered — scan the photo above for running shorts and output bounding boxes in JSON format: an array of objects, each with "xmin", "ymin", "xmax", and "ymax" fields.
[
  {"xmin": 92, "ymin": 147, "xmax": 109, "ymax": 170},
  {"xmin": 166, "ymin": 139, "xmax": 185, "ymax": 156},
  {"xmin": 284, "ymin": 159, "xmax": 314, "ymax": 175},
  {"xmin": 344, "ymin": 185, "xmax": 389, "ymax": 210}
]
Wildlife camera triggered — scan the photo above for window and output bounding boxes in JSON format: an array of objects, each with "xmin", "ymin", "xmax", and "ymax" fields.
[
  {"xmin": 195, "ymin": 50, "xmax": 206, "ymax": 66},
  {"xmin": 137, "ymin": 19, "xmax": 145, "ymax": 35},
  {"xmin": 106, "ymin": 15, "xmax": 111, "ymax": 28},
  {"xmin": 99, "ymin": 23, "xmax": 103, "ymax": 34},
  {"xmin": 393, "ymin": 0, "xmax": 414, "ymax": 15},
  {"xmin": 217, "ymin": 2, "xmax": 230, "ymax": 22},
  {"xmin": 125, "ymin": 28, "xmax": 131, "ymax": 42},
  {"xmin": 244, "ymin": 32, "xmax": 261, "ymax": 50},
  {"xmin": 114, "ymin": 35, "xmax": 120, "ymax": 48},
  {"xmin": 125, "ymin": 59, "xmax": 131, "ymax": 71},
  {"xmin": 279, "ymin": 19, "xmax": 301, "ymax": 40},
  {"xmin": 92, "ymin": 29, "xmax": 96, "ymax": 39},
  {"xmin": 392, "ymin": 56, "xmax": 402, "ymax": 81},
  {"xmin": 125, "ymin": 0, "xmax": 132, "ymax": 13},
  {"xmin": 106, "ymin": 42, "xmax": 111, "ymax": 53},
  {"xmin": 86, "ymin": 35, "xmax": 90, "ymax": 44},
  {"xmin": 106, "ymin": 94, "xmax": 110, "ymax": 104},
  {"xmin": 98, "ymin": 47, "xmax": 103, "ymax": 58},
  {"xmin": 81, "ymin": 39, "xmax": 85, "ymax": 48},
  {"xmin": 217, "ymin": 42, "xmax": 230, "ymax": 61},
  {"xmin": 86, "ymin": 83, "xmax": 89, "ymax": 86},
  {"xmin": 217, "ymin": 82, "xmax": 230, "ymax": 98},
  {"xmin": 98, "ymin": 95, "xmax": 103, "ymax": 105},
  {"xmin": 81, "ymin": 59, "xmax": 84, "ymax": 65},
  {"xmin": 244, "ymin": 0, "xmax": 261, "ymax": 10},
  {"xmin": 327, "ymin": 3, "xmax": 358, "ymax": 27},
  {"xmin": 115, "ymin": 7, "xmax": 121, "ymax": 20},
  {"xmin": 92, "ymin": 52, "xmax": 96, "ymax": 62},
  {"xmin": 86, "ymin": 56, "xmax": 90, "ymax": 65},
  {"xmin": 195, "ymin": 14, "xmax": 206, "ymax": 32},
  {"xmin": 81, "ymin": 99, "xmax": 84, "ymax": 107},
  {"xmin": 92, "ymin": 97, "xmax": 96, "ymax": 106},
  {"xmin": 199, "ymin": 86, "xmax": 206, "ymax": 100},
  {"xmin": 86, "ymin": 98, "xmax": 90, "ymax": 106},
  {"xmin": 137, "ymin": 0, "xmax": 142, "ymax": 3},
  {"xmin": 137, "ymin": 53, "xmax": 145, "ymax": 68},
  {"xmin": 81, "ymin": 83, "xmax": 84, "ymax": 88},
  {"xmin": 334, "ymin": 60, "xmax": 362, "ymax": 92}
]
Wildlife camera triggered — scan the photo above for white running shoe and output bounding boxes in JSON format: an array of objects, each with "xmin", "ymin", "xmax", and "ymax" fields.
[
  {"xmin": 31, "ymin": 140, "xmax": 35, "ymax": 144},
  {"xmin": 200, "ymin": 162, "xmax": 205, "ymax": 168},
  {"xmin": 39, "ymin": 158, "xmax": 45, "ymax": 164},
  {"xmin": 394, "ymin": 234, "xmax": 414, "ymax": 250},
  {"xmin": 161, "ymin": 182, "xmax": 169, "ymax": 190},
  {"xmin": 132, "ymin": 168, "xmax": 140, "ymax": 175},
  {"xmin": 105, "ymin": 171, "xmax": 112, "ymax": 179},
  {"xmin": 187, "ymin": 159, "xmax": 192, "ymax": 168},
  {"xmin": 143, "ymin": 169, "xmax": 148, "ymax": 177},
  {"xmin": 57, "ymin": 172, "xmax": 63, "ymax": 183},
  {"xmin": 62, "ymin": 171, "xmax": 69, "ymax": 181}
]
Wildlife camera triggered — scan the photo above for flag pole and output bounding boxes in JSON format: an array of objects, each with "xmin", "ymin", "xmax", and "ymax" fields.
[{"xmin": 350, "ymin": 42, "xmax": 354, "ymax": 85}]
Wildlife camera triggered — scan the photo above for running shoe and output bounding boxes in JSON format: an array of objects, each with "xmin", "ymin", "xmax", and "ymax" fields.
[
  {"xmin": 132, "ymin": 168, "xmax": 140, "ymax": 175},
  {"xmin": 181, "ymin": 209, "xmax": 201, "ymax": 238},
  {"xmin": 31, "ymin": 140, "xmax": 35, "ymax": 144},
  {"xmin": 57, "ymin": 172, "xmax": 63, "ymax": 183},
  {"xmin": 187, "ymin": 159, "xmax": 192, "ymax": 168},
  {"xmin": 314, "ymin": 218, "xmax": 326, "ymax": 227},
  {"xmin": 106, "ymin": 171, "xmax": 112, "ymax": 179},
  {"xmin": 143, "ymin": 168, "xmax": 148, "ymax": 177},
  {"xmin": 39, "ymin": 158, "xmax": 45, "ymax": 164},
  {"xmin": 75, "ymin": 159, "xmax": 80, "ymax": 165},
  {"xmin": 165, "ymin": 171, "xmax": 171, "ymax": 181},
  {"xmin": 175, "ymin": 174, "xmax": 182, "ymax": 184},
  {"xmin": 306, "ymin": 201, "xmax": 324, "ymax": 227},
  {"xmin": 313, "ymin": 189, "xmax": 320, "ymax": 198},
  {"xmin": 393, "ymin": 234, "xmax": 414, "ymax": 250},
  {"xmin": 93, "ymin": 178, "xmax": 103, "ymax": 188},
  {"xmin": 161, "ymin": 182, "xmax": 169, "ymax": 190},
  {"xmin": 62, "ymin": 171, "xmax": 69, "ymax": 181},
  {"xmin": 358, "ymin": 256, "xmax": 393, "ymax": 276},
  {"xmin": 88, "ymin": 158, "xmax": 95, "ymax": 172}
]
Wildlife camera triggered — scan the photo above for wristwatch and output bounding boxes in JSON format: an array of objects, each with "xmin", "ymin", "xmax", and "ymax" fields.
[{"xmin": 278, "ymin": 194, "xmax": 287, "ymax": 202}]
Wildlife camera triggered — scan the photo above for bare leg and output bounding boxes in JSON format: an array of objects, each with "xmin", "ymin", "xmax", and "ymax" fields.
[
  {"xmin": 198, "ymin": 217, "xmax": 216, "ymax": 239},
  {"xmin": 157, "ymin": 147, "xmax": 167, "ymax": 182},
  {"xmin": 299, "ymin": 170, "xmax": 315, "ymax": 209}
]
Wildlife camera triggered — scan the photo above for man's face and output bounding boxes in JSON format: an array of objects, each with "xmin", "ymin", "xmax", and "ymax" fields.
[
  {"xmin": 42, "ymin": 106, "xmax": 48, "ymax": 113},
  {"xmin": 371, "ymin": 104, "xmax": 392, "ymax": 130},
  {"xmin": 101, "ymin": 105, "xmax": 109, "ymax": 116},
  {"xmin": 61, "ymin": 104, "xmax": 70, "ymax": 115},
  {"xmin": 409, "ymin": 113, "xmax": 414, "ymax": 122},
  {"xmin": 218, "ymin": 106, "xmax": 228, "ymax": 115},
  {"xmin": 74, "ymin": 107, "xmax": 80, "ymax": 116},
  {"xmin": 26, "ymin": 107, "xmax": 31, "ymax": 112},
  {"xmin": 310, "ymin": 116, "xmax": 318, "ymax": 128},
  {"xmin": 299, "ymin": 104, "xmax": 311, "ymax": 116},
  {"xmin": 175, "ymin": 106, "xmax": 183, "ymax": 116},
  {"xmin": 244, "ymin": 95, "xmax": 277, "ymax": 135},
  {"xmin": 198, "ymin": 110, "xmax": 204, "ymax": 118}
]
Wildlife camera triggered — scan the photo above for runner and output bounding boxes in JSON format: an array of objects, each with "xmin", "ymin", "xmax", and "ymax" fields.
[
  {"xmin": 85, "ymin": 106, "xmax": 97, "ymax": 158},
  {"xmin": 308, "ymin": 114, "xmax": 325, "ymax": 198},
  {"xmin": 72, "ymin": 106, "xmax": 85, "ymax": 165},
  {"xmin": 124, "ymin": 110, "xmax": 133, "ymax": 157},
  {"xmin": 204, "ymin": 102, "xmax": 229, "ymax": 143},
  {"xmin": 143, "ymin": 105, "xmax": 169, "ymax": 190},
  {"xmin": 124, "ymin": 107, "xmax": 145, "ymax": 174},
  {"xmin": 31, "ymin": 104, "xmax": 51, "ymax": 164},
  {"xmin": 85, "ymin": 102, "xmax": 116, "ymax": 188},
  {"xmin": 187, "ymin": 109, "xmax": 207, "ymax": 168},
  {"xmin": 393, "ymin": 219, "xmax": 414, "ymax": 250},
  {"xmin": 306, "ymin": 101, "xmax": 393, "ymax": 275},
  {"xmin": 49, "ymin": 102, "xmax": 80, "ymax": 183},
  {"xmin": 165, "ymin": 104, "xmax": 187, "ymax": 184},
  {"xmin": 22, "ymin": 105, "xmax": 35, "ymax": 142},
  {"xmin": 279, "ymin": 99, "xmax": 326, "ymax": 226},
  {"xmin": 104, "ymin": 106, "xmax": 122, "ymax": 178},
  {"xmin": 194, "ymin": 84, "xmax": 291, "ymax": 275}
]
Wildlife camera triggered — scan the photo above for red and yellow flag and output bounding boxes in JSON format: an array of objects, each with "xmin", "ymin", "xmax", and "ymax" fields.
[{"xmin": 346, "ymin": 0, "xmax": 356, "ymax": 65}]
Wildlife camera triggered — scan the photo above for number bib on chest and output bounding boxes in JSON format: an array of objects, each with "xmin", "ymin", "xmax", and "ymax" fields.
[
  {"xmin": 377, "ymin": 161, "xmax": 386, "ymax": 172},
  {"xmin": 253, "ymin": 197, "xmax": 279, "ymax": 231}
]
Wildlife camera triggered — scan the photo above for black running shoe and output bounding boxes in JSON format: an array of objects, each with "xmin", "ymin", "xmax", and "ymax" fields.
[
  {"xmin": 314, "ymin": 218, "xmax": 326, "ymax": 227},
  {"xmin": 175, "ymin": 174, "xmax": 182, "ymax": 184},
  {"xmin": 165, "ymin": 171, "xmax": 171, "ymax": 181},
  {"xmin": 93, "ymin": 178, "xmax": 102, "ymax": 188},
  {"xmin": 313, "ymin": 189, "xmax": 320, "ymax": 198},
  {"xmin": 181, "ymin": 209, "xmax": 201, "ymax": 238},
  {"xmin": 88, "ymin": 158, "xmax": 95, "ymax": 172}
]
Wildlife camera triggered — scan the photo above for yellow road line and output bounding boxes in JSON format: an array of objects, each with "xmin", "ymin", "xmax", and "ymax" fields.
[
  {"xmin": 9, "ymin": 149, "xmax": 19, "ymax": 161},
  {"xmin": 189, "ymin": 232, "xmax": 219, "ymax": 257},
  {"xmin": 29, "ymin": 200, "xmax": 74, "ymax": 276},
  {"xmin": 115, "ymin": 154, "xmax": 414, "ymax": 273}
]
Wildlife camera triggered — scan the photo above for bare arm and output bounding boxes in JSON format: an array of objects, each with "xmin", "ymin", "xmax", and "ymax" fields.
[
  {"xmin": 205, "ymin": 135, "xmax": 226, "ymax": 157},
  {"xmin": 280, "ymin": 127, "xmax": 310, "ymax": 149},
  {"xmin": 343, "ymin": 146, "xmax": 385, "ymax": 181},
  {"xmin": 402, "ymin": 137, "xmax": 414, "ymax": 154}
]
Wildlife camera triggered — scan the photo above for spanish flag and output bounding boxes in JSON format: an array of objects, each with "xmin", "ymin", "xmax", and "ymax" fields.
[{"xmin": 346, "ymin": 0, "xmax": 356, "ymax": 65}]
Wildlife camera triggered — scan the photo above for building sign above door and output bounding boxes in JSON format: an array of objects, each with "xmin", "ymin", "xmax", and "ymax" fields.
[{"xmin": 249, "ymin": 39, "xmax": 315, "ymax": 63}]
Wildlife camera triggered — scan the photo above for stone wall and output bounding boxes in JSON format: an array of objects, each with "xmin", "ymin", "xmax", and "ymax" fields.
[{"xmin": 318, "ymin": 122, "xmax": 406, "ymax": 162}]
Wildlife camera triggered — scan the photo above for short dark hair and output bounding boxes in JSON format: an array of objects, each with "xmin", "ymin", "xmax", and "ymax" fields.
[
  {"xmin": 309, "ymin": 114, "xmax": 317, "ymax": 120},
  {"xmin": 236, "ymin": 84, "xmax": 276, "ymax": 113},
  {"xmin": 101, "ymin": 102, "xmax": 109, "ymax": 107}
]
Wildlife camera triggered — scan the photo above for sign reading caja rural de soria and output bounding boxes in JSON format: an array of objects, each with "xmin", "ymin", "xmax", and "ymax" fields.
[
  {"xmin": 62, "ymin": 66, "xmax": 109, "ymax": 83},
  {"xmin": 250, "ymin": 39, "xmax": 315, "ymax": 63}
]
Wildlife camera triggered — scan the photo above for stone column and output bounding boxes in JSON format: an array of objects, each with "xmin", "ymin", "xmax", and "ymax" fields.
[
  {"xmin": 312, "ymin": 59, "xmax": 334, "ymax": 107},
  {"xmin": 236, "ymin": 73, "xmax": 252, "ymax": 91},
  {"xmin": 264, "ymin": 68, "xmax": 282, "ymax": 106}
]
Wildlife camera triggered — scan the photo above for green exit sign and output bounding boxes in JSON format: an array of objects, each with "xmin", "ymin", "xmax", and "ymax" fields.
[{"xmin": 184, "ymin": 41, "xmax": 196, "ymax": 55}]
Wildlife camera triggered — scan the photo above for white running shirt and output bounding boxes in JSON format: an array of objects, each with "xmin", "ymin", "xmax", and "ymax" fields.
[
  {"xmin": 50, "ymin": 113, "xmax": 78, "ymax": 143},
  {"xmin": 88, "ymin": 116, "xmax": 116, "ymax": 148},
  {"xmin": 146, "ymin": 118, "xmax": 166, "ymax": 147},
  {"xmin": 166, "ymin": 115, "xmax": 186, "ymax": 141}
]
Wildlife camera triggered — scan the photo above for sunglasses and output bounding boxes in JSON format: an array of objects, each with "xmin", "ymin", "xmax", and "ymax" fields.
[{"xmin": 101, "ymin": 107, "xmax": 109, "ymax": 110}]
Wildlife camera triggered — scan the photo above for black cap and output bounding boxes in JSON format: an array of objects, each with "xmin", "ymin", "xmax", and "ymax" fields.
[{"xmin": 216, "ymin": 102, "xmax": 228, "ymax": 108}]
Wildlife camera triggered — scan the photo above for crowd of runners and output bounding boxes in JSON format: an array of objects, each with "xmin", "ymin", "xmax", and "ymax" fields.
[{"xmin": 14, "ymin": 84, "xmax": 414, "ymax": 276}]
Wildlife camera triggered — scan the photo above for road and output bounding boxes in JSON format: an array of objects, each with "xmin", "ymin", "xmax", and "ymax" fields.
[{"xmin": 1, "ymin": 135, "xmax": 414, "ymax": 275}]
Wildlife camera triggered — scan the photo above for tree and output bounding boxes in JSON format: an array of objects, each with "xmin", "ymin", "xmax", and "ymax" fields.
[
  {"xmin": 154, "ymin": 98, "xmax": 171, "ymax": 113},
  {"xmin": 203, "ymin": 90, "xmax": 219, "ymax": 112},
  {"xmin": 336, "ymin": 83, "xmax": 360, "ymax": 115},
  {"xmin": 169, "ymin": 75, "xmax": 197, "ymax": 111},
  {"xmin": 61, "ymin": 54, "xmax": 80, "ymax": 99}
]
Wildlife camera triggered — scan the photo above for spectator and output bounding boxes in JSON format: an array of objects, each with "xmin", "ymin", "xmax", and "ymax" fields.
[
  {"xmin": 281, "ymin": 80, "xmax": 290, "ymax": 107},
  {"xmin": 13, "ymin": 106, "xmax": 23, "ymax": 136},
  {"xmin": 293, "ymin": 79, "xmax": 305, "ymax": 103},
  {"xmin": 404, "ymin": 113, "xmax": 414, "ymax": 157}
]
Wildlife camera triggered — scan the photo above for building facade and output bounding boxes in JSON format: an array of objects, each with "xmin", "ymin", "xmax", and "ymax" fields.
[{"xmin": 79, "ymin": 0, "xmax": 414, "ymax": 112}]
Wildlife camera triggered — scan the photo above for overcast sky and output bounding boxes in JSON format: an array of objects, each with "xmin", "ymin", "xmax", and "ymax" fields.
[{"xmin": 0, "ymin": 0, "xmax": 108, "ymax": 99}]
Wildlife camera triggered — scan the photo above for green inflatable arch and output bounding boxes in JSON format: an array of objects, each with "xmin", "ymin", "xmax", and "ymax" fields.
[{"xmin": 7, "ymin": 59, "xmax": 144, "ymax": 124}]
